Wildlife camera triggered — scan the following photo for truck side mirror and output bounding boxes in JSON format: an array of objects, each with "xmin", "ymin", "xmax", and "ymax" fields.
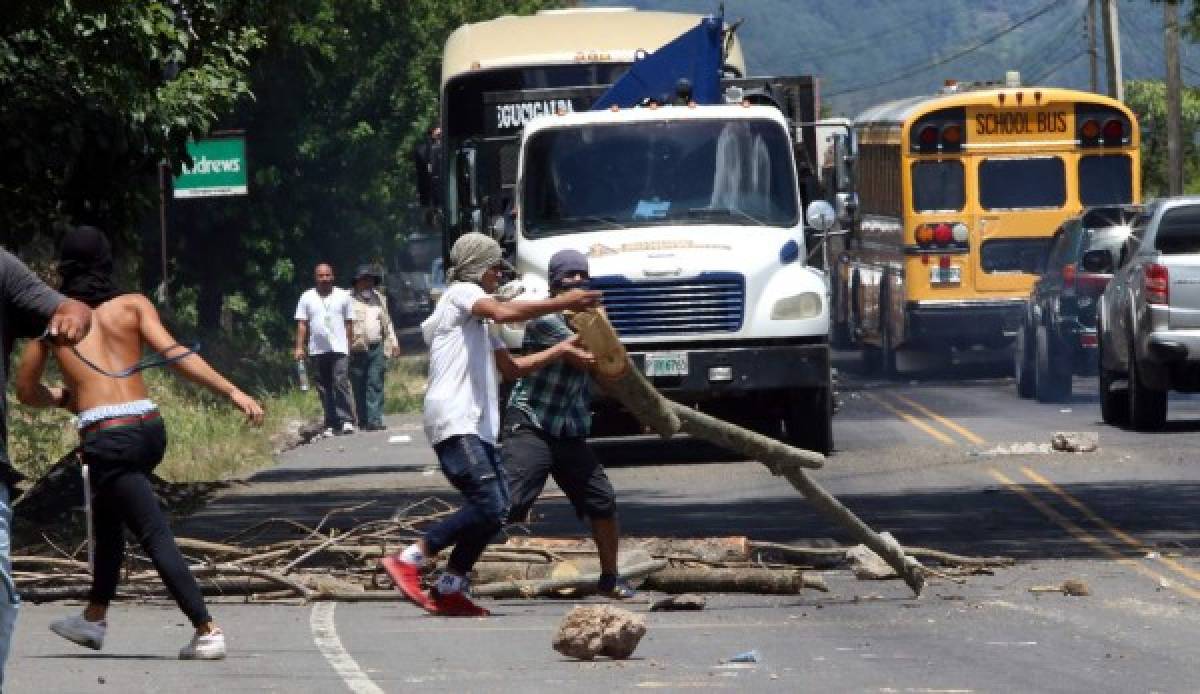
[
  {"xmin": 805, "ymin": 200, "xmax": 837, "ymax": 232},
  {"xmin": 1081, "ymin": 248, "xmax": 1114, "ymax": 274}
]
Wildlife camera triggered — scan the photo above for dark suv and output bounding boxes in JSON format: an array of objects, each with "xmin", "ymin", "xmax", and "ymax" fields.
[{"xmin": 1015, "ymin": 205, "xmax": 1139, "ymax": 402}]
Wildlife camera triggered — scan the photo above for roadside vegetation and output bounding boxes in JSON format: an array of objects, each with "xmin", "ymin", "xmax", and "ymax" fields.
[{"xmin": 7, "ymin": 347, "xmax": 428, "ymax": 484}]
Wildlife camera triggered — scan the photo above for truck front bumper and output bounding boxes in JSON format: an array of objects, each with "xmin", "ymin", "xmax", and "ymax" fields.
[{"xmin": 626, "ymin": 340, "xmax": 830, "ymax": 401}]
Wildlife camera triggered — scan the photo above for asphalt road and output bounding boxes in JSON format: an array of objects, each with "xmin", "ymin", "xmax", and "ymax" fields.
[{"xmin": 8, "ymin": 348, "xmax": 1200, "ymax": 692}]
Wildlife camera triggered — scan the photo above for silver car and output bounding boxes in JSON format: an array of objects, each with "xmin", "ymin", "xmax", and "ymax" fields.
[{"xmin": 1096, "ymin": 197, "xmax": 1200, "ymax": 430}]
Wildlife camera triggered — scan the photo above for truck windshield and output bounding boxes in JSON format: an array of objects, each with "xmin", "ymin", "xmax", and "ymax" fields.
[{"xmin": 521, "ymin": 118, "xmax": 799, "ymax": 237}]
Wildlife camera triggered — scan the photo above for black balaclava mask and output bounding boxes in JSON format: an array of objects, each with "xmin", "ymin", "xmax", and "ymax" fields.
[{"xmin": 58, "ymin": 225, "xmax": 123, "ymax": 307}]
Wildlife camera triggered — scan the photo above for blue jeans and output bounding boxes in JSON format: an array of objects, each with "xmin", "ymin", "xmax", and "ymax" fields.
[
  {"xmin": 423, "ymin": 435, "xmax": 510, "ymax": 574},
  {"xmin": 0, "ymin": 484, "xmax": 18, "ymax": 689}
]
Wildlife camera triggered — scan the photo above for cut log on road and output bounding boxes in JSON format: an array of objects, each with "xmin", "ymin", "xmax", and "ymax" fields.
[
  {"xmin": 569, "ymin": 308, "xmax": 925, "ymax": 597},
  {"xmin": 644, "ymin": 567, "xmax": 828, "ymax": 594},
  {"xmin": 506, "ymin": 536, "xmax": 752, "ymax": 564},
  {"xmin": 471, "ymin": 559, "xmax": 666, "ymax": 599}
]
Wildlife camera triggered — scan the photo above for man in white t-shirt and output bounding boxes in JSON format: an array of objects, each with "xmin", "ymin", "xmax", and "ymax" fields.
[
  {"xmin": 381, "ymin": 233, "xmax": 600, "ymax": 616},
  {"xmin": 294, "ymin": 263, "xmax": 356, "ymax": 436}
]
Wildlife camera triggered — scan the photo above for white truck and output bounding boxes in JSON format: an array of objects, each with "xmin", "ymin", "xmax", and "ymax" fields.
[{"xmin": 502, "ymin": 100, "xmax": 835, "ymax": 453}]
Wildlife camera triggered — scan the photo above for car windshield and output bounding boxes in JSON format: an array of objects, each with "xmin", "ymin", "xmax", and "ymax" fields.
[{"xmin": 521, "ymin": 118, "xmax": 799, "ymax": 237}]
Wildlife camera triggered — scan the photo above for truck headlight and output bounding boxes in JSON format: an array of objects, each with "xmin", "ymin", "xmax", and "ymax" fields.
[{"xmin": 771, "ymin": 292, "xmax": 822, "ymax": 320}]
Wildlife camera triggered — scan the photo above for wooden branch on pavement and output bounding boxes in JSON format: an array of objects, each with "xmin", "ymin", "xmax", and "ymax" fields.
[{"xmin": 568, "ymin": 307, "xmax": 925, "ymax": 596}]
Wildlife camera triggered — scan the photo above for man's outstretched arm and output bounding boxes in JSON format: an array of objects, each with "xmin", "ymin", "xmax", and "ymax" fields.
[
  {"xmin": 494, "ymin": 335, "xmax": 595, "ymax": 382},
  {"xmin": 14, "ymin": 339, "xmax": 68, "ymax": 409},
  {"xmin": 134, "ymin": 295, "xmax": 264, "ymax": 424}
]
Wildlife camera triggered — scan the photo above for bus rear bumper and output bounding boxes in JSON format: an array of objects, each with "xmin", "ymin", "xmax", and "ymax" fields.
[{"xmin": 906, "ymin": 299, "xmax": 1026, "ymax": 347}]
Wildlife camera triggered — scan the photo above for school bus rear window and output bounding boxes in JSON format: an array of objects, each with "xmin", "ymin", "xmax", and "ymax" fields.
[
  {"xmin": 1079, "ymin": 155, "xmax": 1132, "ymax": 206},
  {"xmin": 911, "ymin": 160, "xmax": 964, "ymax": 212},
  {"xmin": 979, "ymin": 157, "xmax": 1065, "ymax": 210}
]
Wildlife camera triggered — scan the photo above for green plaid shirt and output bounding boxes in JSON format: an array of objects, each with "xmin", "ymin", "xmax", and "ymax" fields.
[{"xmin": 507, "ymin": 314, "xmax": 591, "ymax": 438}]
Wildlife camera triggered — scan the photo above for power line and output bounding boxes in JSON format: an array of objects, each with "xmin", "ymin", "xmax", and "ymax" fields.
[
  {"xmin": 826, "ymin": 0, "xmax": 1063, "ymax": 98},
  {"xmin": 796, "ymin": 12, "xmax": 949, "ymax": 63},
  {"xmin": 1028, "ymin": 50, "xmax": 1088, "ymax": 84},
  {"xmin": 1011, "ymin": 6, "xmax": 1086, "ymax": 80}
]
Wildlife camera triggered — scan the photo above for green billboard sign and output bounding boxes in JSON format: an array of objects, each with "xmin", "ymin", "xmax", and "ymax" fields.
[{"xmin": 173, "ymin": 136, "xmax": 247, "ymax": 198}]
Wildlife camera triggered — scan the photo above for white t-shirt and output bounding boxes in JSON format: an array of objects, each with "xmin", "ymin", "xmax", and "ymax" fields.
[
  {"xmin": 421, "ymin": 282, "xmax": 504, "ymax": 445},
  {"xmin": 295, "ymin": 287, "xmax": 353, "ymax": 355}
]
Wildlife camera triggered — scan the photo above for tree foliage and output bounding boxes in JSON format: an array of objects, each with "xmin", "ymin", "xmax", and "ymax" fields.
[
  {"xmin": 0, "ymin": 1, "xmax": 261, "ymax": 250},
  {"xmin": 1124, "ymin": 79, "xmax": 1200, "ymax": 197},
  {"xmin": 169, "ymin": 0, "xmax": 558, "ymax": 341}
]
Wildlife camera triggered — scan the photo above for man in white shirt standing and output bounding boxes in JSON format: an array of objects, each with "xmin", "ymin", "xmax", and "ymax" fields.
[
  {"xmin": 294, "ymin": 263, "xmax": 356, "ymax": 436},
  {"xmin": 381, "ymin": 232, "xmax": 600, "ymax": 616}
]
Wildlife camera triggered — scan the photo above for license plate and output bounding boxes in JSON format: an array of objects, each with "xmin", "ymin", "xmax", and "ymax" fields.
[
  {"xmin": 644, "ymin": 351, "xmax": 688, "ymax": 377},
  {"xmin": 930, "ymin": 266, "xmax": 961, "ymax": 284}
]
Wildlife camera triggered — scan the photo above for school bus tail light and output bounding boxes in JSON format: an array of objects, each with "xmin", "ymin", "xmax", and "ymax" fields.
[
  {"xmin": 941, "ymin": 124, "xmax": 962, "ymax": 151},
  {"xmin": 1102, "ymin": 119, "xmax": 1124, "ymax": 144},
  {"xmin": 914, "ymin": 222, "xmax": 969, "ymax": 251},
  {"xmin": 1080, "ymin": 118, "xmax": 1101, "ymax": 141},
  {"xmin": 917, "ymin": 125, "xmax": 939, "ymax": 150}
]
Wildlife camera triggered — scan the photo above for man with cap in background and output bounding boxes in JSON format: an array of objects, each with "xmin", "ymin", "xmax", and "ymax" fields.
[
  {"xmin": 500, "ymin": 249, "xmax": 634, "ymax": 598},
  {"xmin": 381, "ymin": 232, "xmax": 600, "ymax": 616},
  {"xmin": 349, "ymin": 264, "xmax": 400, "ymax": 431}
]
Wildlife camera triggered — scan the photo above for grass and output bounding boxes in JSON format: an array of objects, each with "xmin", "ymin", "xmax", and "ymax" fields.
[{"xmin": 7, "ymin": 352, "xmax": 429, "ymax": 484}]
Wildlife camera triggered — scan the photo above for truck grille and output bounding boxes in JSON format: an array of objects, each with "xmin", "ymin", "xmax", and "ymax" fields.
[{"xmin": 590, "ymin": 273, "xmax": 745, "ymax": 337}]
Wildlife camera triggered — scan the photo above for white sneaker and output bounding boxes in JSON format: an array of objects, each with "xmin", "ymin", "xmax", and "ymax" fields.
[
  {"xmin": 49, "ymin": 614, "xmax": 105, "ymax": 650},
  {"xmin": 179, "ymin": 628, "xmax": 226, "ymax": 660},
  {"xmin": 341, "ymin": 421, "xmax": 356, "ymax": 435},
  {"xmin": 321, "ymin": 427, "xmax": 334, "ymax": 439}
]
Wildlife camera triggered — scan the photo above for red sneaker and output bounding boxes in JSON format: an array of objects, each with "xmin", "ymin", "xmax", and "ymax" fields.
[
  {"xmin": 428, "ymin": 589, "xmax": 491, "ymax": 617},
  {"xmin": 381, "ymin": 555, "xmax": 435, "ymax": 610}
]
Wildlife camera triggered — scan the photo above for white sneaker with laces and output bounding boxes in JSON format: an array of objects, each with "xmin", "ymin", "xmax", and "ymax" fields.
[
  {"xmin": 321, "ymin": 427, "xmax": 334, "ymax": 439},
  {"xmin": 179, "ymin": 628, "xmax": 226, "ymax": 660},
  {"xmin": 341, "ymin": 421, "xmax": 356, "ymax": 434},
  {"xmin": 49, "ymin": 614, "xmax": 106, "ymax": 650}
]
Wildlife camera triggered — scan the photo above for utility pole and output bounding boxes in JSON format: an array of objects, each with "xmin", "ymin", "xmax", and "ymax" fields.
[
  {"xmin": 1166, "ymin": 0, "xmax": 1184, "ymax": 195},
  {"xmin": 1102, "ymin": 0, "xmax": 1123, "ymax": 101},
  {"xmin": 1086, "ymin": 0, "xmax": 1099, "ymax": 93}
]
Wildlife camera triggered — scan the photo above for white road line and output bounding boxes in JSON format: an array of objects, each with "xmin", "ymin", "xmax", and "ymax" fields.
[{"xmin": 310, "ymin": 602, "xmax": 385, "ymax": 694}]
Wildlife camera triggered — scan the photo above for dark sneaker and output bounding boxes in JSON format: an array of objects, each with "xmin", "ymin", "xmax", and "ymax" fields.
[
  {"xmin": 428, "ymin": 589, "xmax": 491, "ymax": 617},
  {"xmin": 597, "ymin": 575, "xmax": 637, "ymax": 599},
  {"xmin": 381, "ymin": 555, "xmax": 435, "ymax": 610}
]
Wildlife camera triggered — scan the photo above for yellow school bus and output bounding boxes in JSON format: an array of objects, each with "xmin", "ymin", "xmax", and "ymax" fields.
[{"xmin": 831, "ymin": 77, "xmax": 1140, "ymax": 374}]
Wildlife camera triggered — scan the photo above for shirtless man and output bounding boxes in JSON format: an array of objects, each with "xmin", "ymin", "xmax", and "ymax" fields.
[{"xmin": 15, "ymin": 226, "xmax": 263, "ymax": 660}]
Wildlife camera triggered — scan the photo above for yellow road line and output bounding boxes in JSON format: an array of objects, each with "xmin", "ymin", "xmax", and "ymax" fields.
[
  {"xmin": 1021, "ymin": 466, "xmax": 1200, "ymax": 584},
  {"xmin": 889, "ymin": 393, "xmax": 987, "ymax": 445},
  {"xmin": 863, "ymin": 393, "xmax": 955, "ymax": 445},
  {"xmin": 989, "ymin": 469, "xmax": 1200, "ymax": 601}
]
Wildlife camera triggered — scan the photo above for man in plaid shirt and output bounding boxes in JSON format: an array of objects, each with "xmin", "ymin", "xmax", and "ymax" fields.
[{"xmin": 501, "ymin": 249, "xmax": 634, "ymax": 598}]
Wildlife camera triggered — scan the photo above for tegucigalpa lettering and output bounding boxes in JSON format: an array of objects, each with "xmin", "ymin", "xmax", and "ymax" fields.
[{"xmin": 495, "ymin": 99, "xmax": 575, "ymax": 131}]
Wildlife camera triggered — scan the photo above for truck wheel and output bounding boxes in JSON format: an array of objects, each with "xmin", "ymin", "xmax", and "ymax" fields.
[
  {"xmin": 1097, "ymin": 328, "xmax": 1128, "ymax": 425},
  {"xmin": 785, "ymin": 386, "xmax": 833, "ymax": 455},
  {"xmin": 1014, "ymin": 318, "xmax": 1035, "ymax": 399},
  {"xmin": 1128, "ymin": 343, "xmax": 1167, "ymax": 431},
  {"xmin": 1034, "ymin": 323, "xmax": 1071, "ymax": 403}
]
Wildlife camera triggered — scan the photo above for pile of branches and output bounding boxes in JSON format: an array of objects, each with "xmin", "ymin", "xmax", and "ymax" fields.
[{"xmin": 11, "ymin": 496, "xmax": 1013, "ymax": 606}]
